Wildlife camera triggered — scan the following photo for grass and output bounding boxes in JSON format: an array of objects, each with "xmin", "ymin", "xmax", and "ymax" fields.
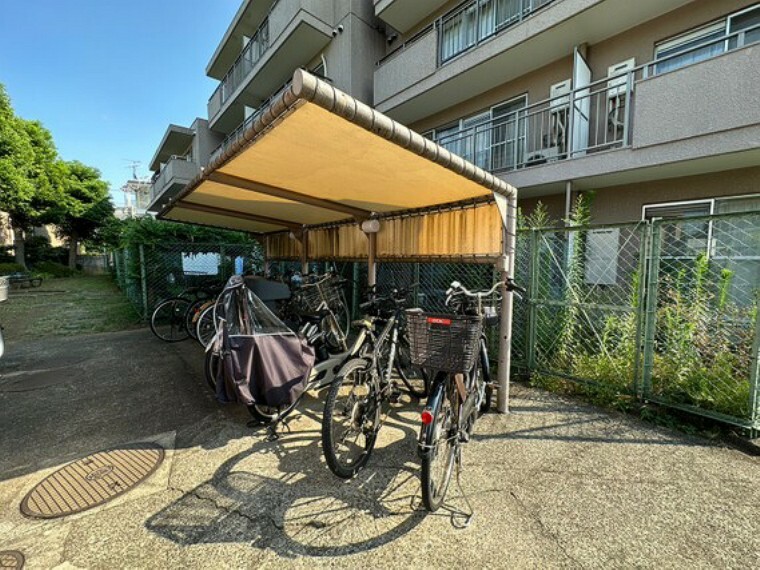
[{"xmin": 0, "ymin": 276, "xmax": 142, "ymax": 341}]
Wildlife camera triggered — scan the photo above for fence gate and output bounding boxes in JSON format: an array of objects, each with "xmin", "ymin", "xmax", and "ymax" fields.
[
  {"xmin": 641, "ymin": 211, "xmax": 760, "ymax": 428},
  {"xmin": 525, "ymin": 222, "xmax": 646, "ymax": 395}
]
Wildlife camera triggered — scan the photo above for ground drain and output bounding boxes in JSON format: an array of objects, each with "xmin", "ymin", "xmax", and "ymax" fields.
[
  {"xmin": 0, "ymin": 551, "xmax": 24, "ymax": 569},
  {"xmin": 20, "ymin": 442, "xmax": 164, "ymax": 519}
]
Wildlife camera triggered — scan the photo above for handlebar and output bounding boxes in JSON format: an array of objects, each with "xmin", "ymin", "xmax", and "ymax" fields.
[{"xmin": 445, "ymin": 278, "xmax": 526, "ymax": 307}]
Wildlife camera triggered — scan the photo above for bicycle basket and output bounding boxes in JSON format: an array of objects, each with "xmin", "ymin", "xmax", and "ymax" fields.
[
  {"xmin": 406, "ymin": 311, "xmax": 483, "ymax": 373},
  {"xmin": 298, "ymin": 280, "xmax": 344, "ymax": 313}
]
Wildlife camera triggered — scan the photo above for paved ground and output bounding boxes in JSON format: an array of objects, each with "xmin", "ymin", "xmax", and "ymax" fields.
[{"xmin": 0, "ymin": 329, "xmax": 758, "ymax": 569}]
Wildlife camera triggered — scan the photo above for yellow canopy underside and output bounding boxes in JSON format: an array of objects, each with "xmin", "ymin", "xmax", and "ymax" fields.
[{"xmin": 163, "ymin": 102, "xmax": 494, "ymax": 233}]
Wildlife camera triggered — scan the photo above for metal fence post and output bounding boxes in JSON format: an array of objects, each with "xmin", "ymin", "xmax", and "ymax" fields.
[
  {"xmin": 748, "ymin": 295, "xmax": 760, "ymax": 432},
  {"xmin": 526, "ymin": 229, "xmax": 539, "ymax": 373},
  {"xmin": 219, "ymin": 245, "xmax": 226, "ymax": 278},
  {"xmin": 139, "ymin": 245, "xmax": 149, "ymax": 320},
  {"xmin": 114, "ymin": 250, "xmax": 122, "ymax": 287},
  {"xmin": 632, "ymin": 222, "xmax": 650, "ymax": 398},
  {"xmin": 641, "ymin": 222, "xmax": 662, "ymax": 399}
]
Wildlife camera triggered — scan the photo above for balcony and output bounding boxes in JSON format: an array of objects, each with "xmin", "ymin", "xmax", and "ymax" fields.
[
  {"xmin": 207, "ymin": 0, "xmax": 333, "ymax": 133},
  {"xmin": 438, "ymin": 31, "xmax": 760, "ymax": 194},
  {"xmin": 374, "ymin": 0, "xmax": 693, "ymax": 124},
  {"xmin": 207, "ymin": 0, "xmax": 275, "ymax": 80},
  {"xmin": 373, "ymin": 0, "xmax": 450, "ymax": 33},
  {"xmin": 148, "ymin": 157, "xmax": 200, "ymax": 212}
]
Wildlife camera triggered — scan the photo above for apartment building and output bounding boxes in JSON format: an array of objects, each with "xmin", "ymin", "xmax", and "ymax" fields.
[
  {"xmin": 150, "ymin": 0, "xmax": 760, "ymax": 224},
  {"xmin": 147, "ymin": 0, "xmax": 386, "ymax": 212},
  {"xmin": 374, "ymin": 0, "xmax": 760, "ymax": 223}
]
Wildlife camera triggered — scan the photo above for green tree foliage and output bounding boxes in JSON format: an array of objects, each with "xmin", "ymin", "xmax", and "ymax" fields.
[
  {"xmin": 54, "ymin": 161, "xmax": 115, "ymax": 268},
  {"xmin": 0, "ymin": 85, "xmax": 64, "ymax": 267},
  {"xmin": 117, "ymin": 216, "xmax": 256, "ymax": 249}
]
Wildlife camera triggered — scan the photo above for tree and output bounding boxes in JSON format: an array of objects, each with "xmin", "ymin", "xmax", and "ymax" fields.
[
  {"xmin": 55, "ymin": 161, "xmax": 115, "ymax": 268},
  {"xmin": 0, "ymin": 85, "xmax": 63, "ymax": 267}
]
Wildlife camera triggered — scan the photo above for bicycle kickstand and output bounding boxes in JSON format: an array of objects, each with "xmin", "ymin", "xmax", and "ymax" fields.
[{"xmin": 451, "ymin": 447, "xmax": 474, "ymax": 529}]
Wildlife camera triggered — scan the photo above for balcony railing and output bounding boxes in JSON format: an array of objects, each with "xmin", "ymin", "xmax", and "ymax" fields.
[
  {"xmin": 429, "ymin": 24, "xmax": 760, "ymax": 173},
  {"xmin": 209, "ymin": 82, "xmax": 293, "ymax": 165},
  {"xmin": 208, "ymin": 17, "xmax": 271, "ymax": 119},
  {"xmin": 377, "ymin": 0, "xmax": 555, "ymax": 67},
  {"xmin": 150, "ymin": 156, "xmax": 199, "ymax": 204}
]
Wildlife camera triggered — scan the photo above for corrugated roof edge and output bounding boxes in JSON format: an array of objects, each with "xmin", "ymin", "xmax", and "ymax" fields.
[{"xmin": 159, "ymin": 69, "xmax": 516, "ymax": 221}]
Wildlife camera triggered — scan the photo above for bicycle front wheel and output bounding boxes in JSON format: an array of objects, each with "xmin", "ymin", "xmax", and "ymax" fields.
[
  {"xmin": 150, "ymin": 297, "xmax": 191, "ymax": 342},
  {"xmin": 322, "ymin": 358, "xmax": 380, "ymax": 478},
  {"xmin": 420, "ymin": 378, "xmax": 456, "ymax": 512},
  {"xmin": 195, "ymin": 304, "xmax": 216, "ymax": 348}
]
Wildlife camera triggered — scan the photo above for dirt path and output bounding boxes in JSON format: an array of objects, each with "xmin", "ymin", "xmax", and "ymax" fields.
[{"xmin": 0, "ymin": 276, "xmax": 142, "ymax": 340}]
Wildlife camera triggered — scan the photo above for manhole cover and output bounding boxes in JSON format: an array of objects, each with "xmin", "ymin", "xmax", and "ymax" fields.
[
  {"xmin": 0, "ymin": 551, "xmax": 24, "ymax": 569},
  {"xmin": 20, "ymin": 443, "xmax": 164, "ymax": 519}
]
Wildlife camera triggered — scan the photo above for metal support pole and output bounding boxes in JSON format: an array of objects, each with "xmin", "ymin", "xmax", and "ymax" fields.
[
  {"xmin": 641, "ymin": 222, "xmax": 662, "ymax": 398},
  {"xmin": 367, "ymin": 231, "xmax": 377, "ymax": 288},
  {"xmin": 300, "ymin": 230, "xmax": 309, "ymax": 275},
  {"xmin": 138, "ymin": 245, "xmax": 149, "ymax": 320},
  {"xmin": 496, "ymin": 193, "xmax": 518, "ymax": 413}
]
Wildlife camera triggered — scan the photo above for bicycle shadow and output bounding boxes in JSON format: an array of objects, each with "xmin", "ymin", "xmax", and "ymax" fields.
[{"xmin": 146, "ymin": 395, "xmax": 437, "ymax": 557}]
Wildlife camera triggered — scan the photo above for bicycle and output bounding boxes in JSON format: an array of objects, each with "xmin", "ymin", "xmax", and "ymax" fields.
[
  {"xmin": 411, "ymin": 278, "xmax": 524, "ymax": 523},
  {"xmin": 321, "ymin": 287, "xmax": 425, "ymax": 479},
  {"xmin": 149, "ymin": 285, "xmax": 220, "ymax": 342}
]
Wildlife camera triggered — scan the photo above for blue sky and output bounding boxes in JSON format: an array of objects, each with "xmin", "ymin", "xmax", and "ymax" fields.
[{"xmin": 0, "ymin": 0, "xmax": 240, "ymax": 205}]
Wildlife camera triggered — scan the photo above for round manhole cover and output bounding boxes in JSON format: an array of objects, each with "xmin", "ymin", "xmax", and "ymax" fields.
[
  {"xmin": 20, "ymin": 443, "xmax": 164, "ymax": 519},
  {"xmin": 0, "ymin": 551, "xmax": 24, "ymax": 569}
]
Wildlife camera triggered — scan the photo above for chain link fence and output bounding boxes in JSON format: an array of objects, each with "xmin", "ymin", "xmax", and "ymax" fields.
[
  {"xmin": 114, "ymin": 210, "xmax": 759, "ymax": 429},
  {"xmin": 112, "ymin": 243, "xmax": 263, "ymax": 318}
]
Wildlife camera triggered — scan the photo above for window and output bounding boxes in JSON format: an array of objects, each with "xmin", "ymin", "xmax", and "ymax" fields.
[
  {"xmin": 654, "ymin": 4, "xmax": 760, "ymax": 74},
  {"xmin": 728, "ymin": 4, "xmax": 760, "ymax": 48},
  {"xmin": 429, "ymin": 95, "xmax": 527, "ymax": 171},
  {"xmin": 654, "ymin": 21, "xmax": 726, "ymax": 74}
]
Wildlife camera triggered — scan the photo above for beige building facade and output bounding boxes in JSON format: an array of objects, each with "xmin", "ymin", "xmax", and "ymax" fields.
[{"xmin": 149, "ymin": 0, "xmax": 760, "ymax": 225}]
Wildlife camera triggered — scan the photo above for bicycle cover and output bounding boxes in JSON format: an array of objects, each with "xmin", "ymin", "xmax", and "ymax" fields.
[{"xmin": 212, "ymin": 275, "xmax": 315, "ymax": 407}]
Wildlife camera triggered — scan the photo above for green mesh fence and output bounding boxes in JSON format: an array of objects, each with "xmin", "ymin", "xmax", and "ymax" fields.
[
  {"xmin": 112, "ymin": 242, "xmax": 263, "ymax": 318},
  {"xmin": 113, "ymin": 210, "xmax": 760, "ymax": 429}
]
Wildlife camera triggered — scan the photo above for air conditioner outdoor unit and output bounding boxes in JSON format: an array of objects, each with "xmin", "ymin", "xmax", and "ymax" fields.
[
  {"xmin": 607, "ymin": 58, "xmax": 635, "ymax": 132},
  {"xmin": 549, "ymin": 79, "xmax": 572, "ymax": 108}
]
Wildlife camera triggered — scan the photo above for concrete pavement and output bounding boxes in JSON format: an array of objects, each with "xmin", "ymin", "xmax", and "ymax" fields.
[{"xmin": 0, "ymin": 329, "xmax": 757, "ymax": 568}]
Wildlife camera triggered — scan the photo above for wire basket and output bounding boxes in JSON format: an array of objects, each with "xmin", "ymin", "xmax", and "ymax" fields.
[
  {"xmin": 406, "ymin": 311, "xmax": 483, "ymax": 373},
  {"xmin": 298, "ymin": 280, "xmax": 344, "ymax": 313}
]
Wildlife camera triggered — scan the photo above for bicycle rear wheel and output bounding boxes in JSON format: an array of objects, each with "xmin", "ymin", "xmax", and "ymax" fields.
[
  {"xmin": 185, "ymin": 299, "xmax": 209, "ymax": 340},
  {"xmin": 150, "ymin": 297, "xmax": 191, "ymax": 342},
  {"xmin": 395, "ymin": 333, "xmax": 427, "ymax": 398},
  {"xmin": 420, "ymin": 378, "xmax": 456, "ymax": 512},
  {"xmin": 322, "ymin": 358, "xmax": 380, "ymax": 478}
]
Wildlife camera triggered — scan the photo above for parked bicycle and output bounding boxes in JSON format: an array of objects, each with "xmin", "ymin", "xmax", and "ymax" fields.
[
  {"xmin": 204, "ymin": 275, "xmax": 368, "ymax": 426},
  {"xmin": 411, "ymin": 278, "xmax": 524, "ymax": 522},
  {"xmin": 149, "ymin": 285, "xmax": 221, "ymax": 342},
  {"xmin": 321, "ymin": 287, "xmax": 425, "ymax": 478}
]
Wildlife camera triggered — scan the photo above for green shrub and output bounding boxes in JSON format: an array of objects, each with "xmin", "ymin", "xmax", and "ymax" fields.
[
  {"xmin": 31, "ymin": 261, "xmax": 80, "ymax": 278},
  {"xmin": 0, "ymin": 262, "xmax": 26, "ymax": 275}
]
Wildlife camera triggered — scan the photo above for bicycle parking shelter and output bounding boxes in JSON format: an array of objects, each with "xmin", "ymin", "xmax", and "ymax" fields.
[{"xmin": 157, "ymin": 69, "xmax": 519, "ymax": 413}]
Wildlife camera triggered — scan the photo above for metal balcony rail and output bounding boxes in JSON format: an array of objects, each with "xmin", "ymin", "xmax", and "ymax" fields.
[
  {"xmin": 210, "ymin": 81, "xmax": 293, "ymax": 164},
  {"xmin": 430, "ymin": 23, "xmax": 760, "ymax": 173},
  {"xmin": 208, "ymin": 17, "xmax": 271, "ymax": 118},
  {"xmin": 437, "ymin": 0, "xmax": 555, "ymax": 64},
  {"xmin": 150, "ymin": 156, "xmax": 198, "ymax": 203},
  {"xmin": 377, "ymin": 0, "xmax": 555, "ymax": 67}
]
